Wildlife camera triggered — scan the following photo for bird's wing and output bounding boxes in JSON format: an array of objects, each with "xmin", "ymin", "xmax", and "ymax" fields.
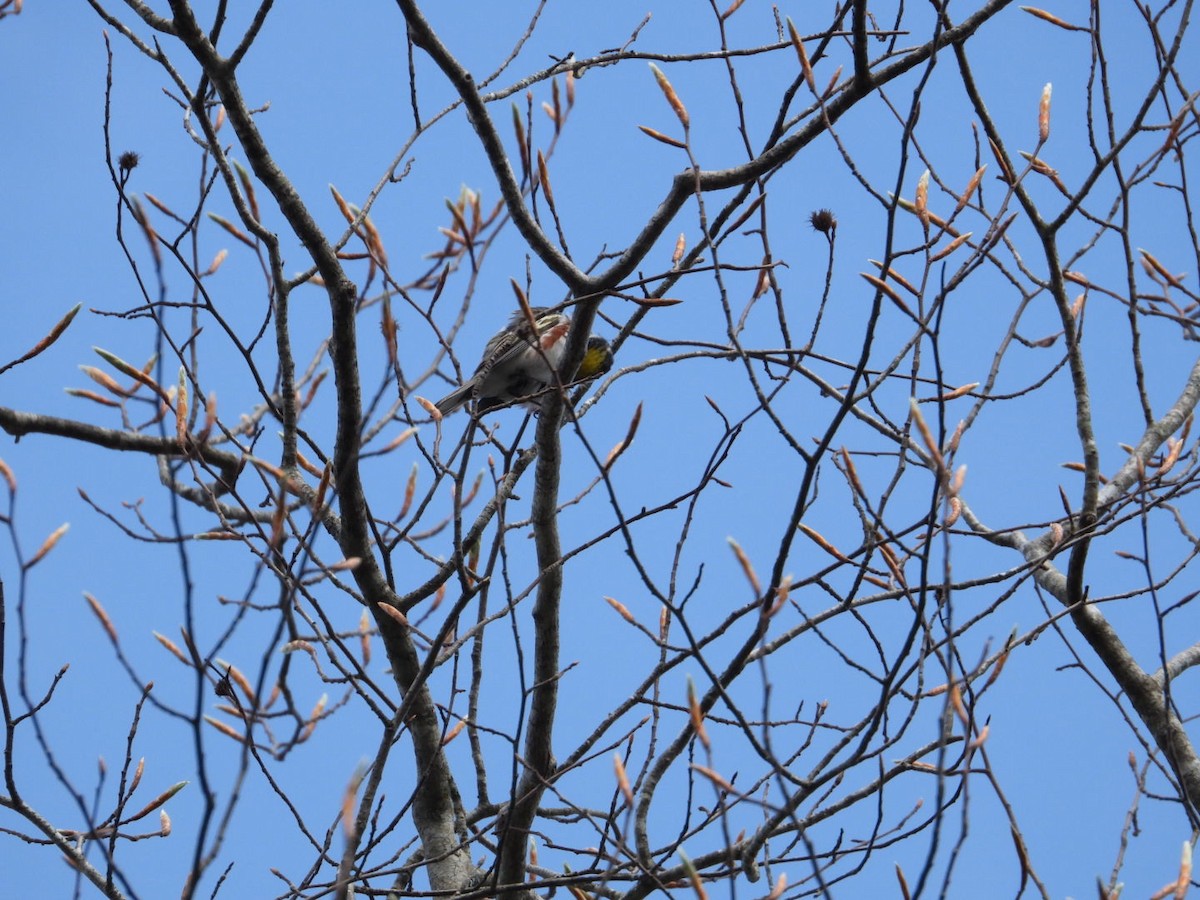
[{"xmin": 474, "ymin": 329, "xmax": 528, "ymax": 378}]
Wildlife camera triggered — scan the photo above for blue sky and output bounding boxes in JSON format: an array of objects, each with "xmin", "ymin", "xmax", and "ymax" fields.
[{"xmin": 2, "ymin": 2, "xmax": 1198, "ymax": 898}]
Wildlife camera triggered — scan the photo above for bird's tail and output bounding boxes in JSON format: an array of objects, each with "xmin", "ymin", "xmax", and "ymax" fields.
[{"xmin": 433, "ymin": 382, "xmax": 474, "ymax": 416}]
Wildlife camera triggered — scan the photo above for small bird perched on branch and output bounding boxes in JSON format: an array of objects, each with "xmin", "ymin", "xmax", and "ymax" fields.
[{"xmin": 433, "ymin": 307, "xmax": 614, "ymax": 416}]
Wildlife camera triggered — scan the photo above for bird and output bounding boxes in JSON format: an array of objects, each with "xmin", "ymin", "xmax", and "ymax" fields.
[{"xmin": 433, "ymin": 307, "xmax": 614, "ymax": 416}]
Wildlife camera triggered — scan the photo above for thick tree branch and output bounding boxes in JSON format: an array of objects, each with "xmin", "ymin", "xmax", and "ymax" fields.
[
  {"xmin": 969, "ymin": 352, "xmax": 1200, "ymax": 821},
  {"xmin": 162, "ymin": 1, "xmax": 478, "ymax": 889},
  {"xmin": 0, "ymin": 406, "xmax": 243, "ymax": 490}
]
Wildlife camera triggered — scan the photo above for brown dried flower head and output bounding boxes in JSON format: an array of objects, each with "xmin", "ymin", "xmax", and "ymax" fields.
[{"xmin": 809, "ymin": 208, "xmax": 837, "ymax": 234}]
